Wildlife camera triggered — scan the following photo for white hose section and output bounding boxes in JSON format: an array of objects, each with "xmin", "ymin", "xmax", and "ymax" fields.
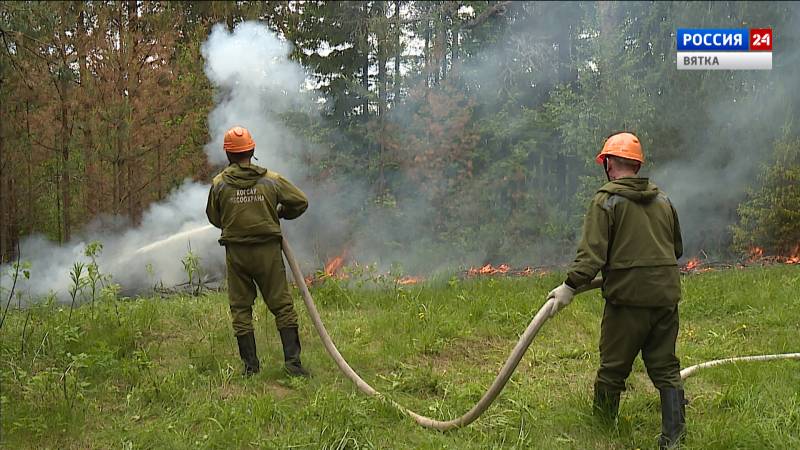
[
  {"xmin": 281, "ymin": 237, "xmax": 800, "ymax": 431},
  {"xmin": 282, "ymin": 237, "xmax": 602, "ymax": 430},
  {"xmin": 680, "ymin": 353, "xmax": 800, "ymax": 379}
]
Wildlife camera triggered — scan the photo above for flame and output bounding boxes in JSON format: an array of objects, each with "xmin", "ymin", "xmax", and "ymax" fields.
[
  {"xmin": 683, "ymin": 257, "xmax": 701, "ymax": 271},
  {"xmin": 301, "ymin": 242, "xmax": 800, "ymax": 288},
  {"xmin": 465, "ymin": 263, "xmax": 548, "ymax": 278},
  {"xmin": 748, "ymin": 246, "xmax": 764, "ymax": 262},
  {"xmin": 518, "ymin": 266, "xmax": 535, "ymax": 276},
  {"xmin": 468, "ymin": 264, "xmax": 491, "ymax": 276},
  {"xmin": 304, "ymin": 249, "xmax": 428, "ymax": 286},
  {"xmin": 324, "ymin": 254, "xmax": 346, "ymax": 277},
  {"xmin": 467, "ymin": 264, "xmax": 511, "ymax": 276},
  {"xmin": 784, "ymin": 243, "xmax": 800, "ymax": 264},
  {"xmin": 397, "ymin": 276, "xmax": 424, "ymax": 285},
  {"xmin": 744, "ymin": 244, "xmax": 799, "ymax": 264},
  {"xmin": 304, "ymin": 250, "xmax": 350, "ymax": 286}
]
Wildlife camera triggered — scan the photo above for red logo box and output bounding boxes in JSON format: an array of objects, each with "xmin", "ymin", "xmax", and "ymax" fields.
[{"xmin": 750, "ymin": 28, "xmax": 773, "ymax": 51}]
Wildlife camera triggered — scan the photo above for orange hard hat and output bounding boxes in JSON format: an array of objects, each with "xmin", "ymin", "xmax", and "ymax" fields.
[
  {"xmin": 223, "ymin": 126, "xmax": 255, "ymax": 153},
  {"xmin": 595, "ymin": 132, "xmax": 644, "ymax": 165}
]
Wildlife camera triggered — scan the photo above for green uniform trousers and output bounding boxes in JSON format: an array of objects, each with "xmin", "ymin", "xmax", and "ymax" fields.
[
  {"xmin": 596, "ymin": 302, "xmax": 683, "ymax": 393},
  {"xmin": 225, "ymin": 241, "xmax": 298, "ymax": 336}
]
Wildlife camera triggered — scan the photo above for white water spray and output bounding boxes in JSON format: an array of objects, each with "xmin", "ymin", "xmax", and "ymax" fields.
[{"xmin": 133, "ymin": 225, "xmax": 215, "ymax": 256}]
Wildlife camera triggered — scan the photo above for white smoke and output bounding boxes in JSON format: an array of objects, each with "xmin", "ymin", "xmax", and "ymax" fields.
[
  {"xmin": 5, "ymin": 182, "xmax": 222, "ymax": 300},
  {"xmin": 654, "ymin": 7, "xmax": 800, "ymax": 255},
  {"xmin": 3, "ymin": 21, "xmax": 316, "ymax": 301},
  {"xmin": 202, "ymin": 22, "xmax": 311, "ymax": 174}
]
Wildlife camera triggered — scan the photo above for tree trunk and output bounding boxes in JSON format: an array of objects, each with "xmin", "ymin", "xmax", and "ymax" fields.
[
  {"xmin": 361, "ymin": 2, "xmax": 370, "ymax": 119},
  {"xmin": 25, "ymin": 101, "xmax": 33, "ymax": 234},
  {"xmin": 556, "ymin": 152, "xmax": 567, "ymax": 204},
  {"xmin": 60, "ymin": 141, "xmax": 70, "ymax": 242},
  {"xmin": 394, "ymin": 0, "xmax": 401, "ymax": 104},
  {"xmin": 0, "ymin": 173, "xmax": 19, "ymax": 263},
  {"xmin": 378, "ymin": 8, "xmax": 388, "ymax": 118},
  {"xmin": 113, "ymin": 161, "xmax": 121, "ymax": 215},
  {"xmin": 78, "ymin": 4, "xmax": 98, "ymax": 217},
  {"xmin": 113, "ymin": 128, "xmax": 122, "ymax": 215},
  {"xmin": 8, "ymin": 176, "xmax": 18, "ymax": 263},
  {"xmin": 598, "ymin": 1, "xmax": 615, "ymax": 38},
  {"xmin": 437, "ymin": 6, "xmax": 447, "ymax": 83},
  {"xmin": 597, "ymin": 0, "xmax": 617, "ymax": 82},
  {"xmin": 59, "ymin": 74, "xmax": 71, "ymax": 243},
  {"xmin": 542, "ymin": 151, "xmax": 551, "ymax": 196},
  {"xmin": 83, "ymin": 118, "xmax": 97, "ymax": 216},
  {"xmin": 451, "ymin": 14, "xmax": 459, "ymax": 76},
  {"xmin": 0, "ymin": 99, "xmax": 6, "ymax": 262},
  {"xmin": 127, "ymin": 157, "xmax": 134, "ymax": 221},
  {"xmin": 97, "ymin": 154, "xmax": 104, "ymax": 215},
  {"xmin": 127, "ymin": 0, "xmax": 138, "ymax": 223},
  {"xmin": 424, "ymin": 20, "xmax": 431, "ymax": 87},
  {"xmin": 377, "ymin": 2, "xmax": 388, "ymax": 193},
  {"xmin": 156, "ymin": 142, "xmax": 163, "ymax": 201},
  {"xmin": 55, "ymin": 135, "xmax": 62, "ymax": 243}
]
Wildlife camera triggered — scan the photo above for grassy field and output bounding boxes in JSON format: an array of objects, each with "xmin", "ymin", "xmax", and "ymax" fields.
[{"xmin": 1, "ymin": 265, "xmax": 799, "ymax": 449}]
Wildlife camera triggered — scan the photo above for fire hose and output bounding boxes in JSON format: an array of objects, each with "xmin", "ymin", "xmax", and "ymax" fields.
[{"xmin": 280, "ymin": 237, "xmax": 800, "ymax": 431}]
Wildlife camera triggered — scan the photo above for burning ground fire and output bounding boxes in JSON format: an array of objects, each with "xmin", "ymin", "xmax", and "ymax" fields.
[
  {"xmin": 303, "ymin": 255, "xmax": 551, "ymax": 287},
  {"xmin": 396, "ymin": 276, "xmax": 425, "ymax": 285},
  {"xmin": 304, "ymin": 255, "xmax": 426, "ymax": 286},
  {"xmin": 680, "ymin": 244, "xmax": 800, "ymax": 274},
  {"xmin": 304, "ymin": 243, "xmax": 799, "ymax": 285},
  {"xmin": 753, "ymin": 244, "xmax": 800, "ymax": 265},
  {"xmin": 465, "ymin": 264, "xmax": 548, "ymax": 277},
  {"xmin": 304, "ymin": 250, "xmax": 348, "ymax": 285}
]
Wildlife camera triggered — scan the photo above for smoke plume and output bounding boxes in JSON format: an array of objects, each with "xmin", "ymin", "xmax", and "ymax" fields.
[
  {"xmin": 4, "ymin": 5, "xmax": 799, "ymax": 301},
  {"xmin": 3, "ymin": 22, "xmax": 317, "ymax": 301},
  {"xmin": 654, "ymin": 6, "xmax": 800, "ymax": 255},
  {"xmin": 4, "ymin": 182, "xmax": 222, "ymax": 300},
  {"xmin": 202, "ymin": 22, "xmax": 311, "ymax": 173}
]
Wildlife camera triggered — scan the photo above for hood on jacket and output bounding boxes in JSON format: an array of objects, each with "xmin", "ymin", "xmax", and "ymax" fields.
[
  {"xmin": 598, "ymin": 177, "xmax": 659, "ymax": 203},
  {"xmin": 222, "ymin": 163, "xmax": 268, "ymax": 189}
]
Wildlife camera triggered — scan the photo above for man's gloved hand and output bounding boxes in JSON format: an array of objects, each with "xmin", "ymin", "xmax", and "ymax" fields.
[
  {"xmin": 546, "ymin": 283, "xmax": 576, "ymax": 318},
  {"xmin": 277, "ymin": 204, "xmax": 285, "ymax": 219}
]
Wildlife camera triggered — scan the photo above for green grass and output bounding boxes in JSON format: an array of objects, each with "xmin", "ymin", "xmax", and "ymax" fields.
[{"xmin": 1, "ymin": 265, "xmax": 798, "ymax": 449}]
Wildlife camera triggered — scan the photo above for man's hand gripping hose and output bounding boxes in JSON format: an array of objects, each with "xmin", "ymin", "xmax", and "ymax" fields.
[{"xmin": 280, "ymin": 236, "xmax": 800, "ymax": 431}]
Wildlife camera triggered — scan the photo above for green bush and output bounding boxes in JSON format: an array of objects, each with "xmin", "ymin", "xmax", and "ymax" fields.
[{"xmin": 732, "ymin": 137, "xmax": 800, "ymax": 255}]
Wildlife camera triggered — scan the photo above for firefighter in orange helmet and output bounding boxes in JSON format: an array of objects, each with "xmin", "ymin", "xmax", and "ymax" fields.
[
  {"xmin": 546, "ymin": 132, "xmax": 686, "ymax": 449},
  {"xmin": 206, "ymin": 126, "xmax": 310, "ymax": 377}
]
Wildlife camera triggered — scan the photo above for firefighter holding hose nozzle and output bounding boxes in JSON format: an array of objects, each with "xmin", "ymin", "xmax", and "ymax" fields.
[
  {"xmin": 546, "ymin": 132, "xmax": 686, "ymax": 449},
  {"xmin": 206, "ymin": 126, "xmax": 310, "ymax": 377}
]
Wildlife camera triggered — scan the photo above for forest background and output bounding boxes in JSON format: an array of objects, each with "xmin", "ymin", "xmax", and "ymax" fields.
[{"xmin": 1, "ymin": 1, "xmax": 798, "ymax": 272}]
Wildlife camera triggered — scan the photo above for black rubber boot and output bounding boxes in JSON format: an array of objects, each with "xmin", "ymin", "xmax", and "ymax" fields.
[
  {"xmin": 658, "ymin": 388, "xmax": 687, "ymax": 449},
  {"xmin": 236, "ymin": 332, "xmax": 260, "ymax": 376},
  {"xmin": 593, "ymin": 383, "xmax": 620, "ymax": 424},
  {"xmin": 279, "ymin": 327, "xmax": 310, "ymax": 377}
]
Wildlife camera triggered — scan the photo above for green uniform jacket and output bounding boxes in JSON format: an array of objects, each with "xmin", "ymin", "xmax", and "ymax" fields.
[
  {"xmin": 206, "ymin": 163, "xmax": 308, "ymax": 245},
  {"xmin": 565, "ymin": 177, "xmax": 683, "ymax": 307}
]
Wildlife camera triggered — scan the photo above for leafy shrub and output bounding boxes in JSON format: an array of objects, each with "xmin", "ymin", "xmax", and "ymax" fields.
[{"xmin": 732, "ymin": 137, "xmax": 800, "ymax": 254}]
